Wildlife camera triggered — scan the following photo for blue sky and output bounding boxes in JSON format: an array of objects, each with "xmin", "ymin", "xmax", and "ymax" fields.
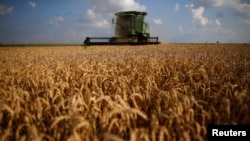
[{"xmin": 0, "ymin": 0, "xmax": 250, "ymax": 44}]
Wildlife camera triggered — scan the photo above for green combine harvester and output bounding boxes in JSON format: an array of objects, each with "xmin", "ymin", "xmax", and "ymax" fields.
[{"xmin": 83, "ymin": 11, "xmax": 160, "ymax": 46}]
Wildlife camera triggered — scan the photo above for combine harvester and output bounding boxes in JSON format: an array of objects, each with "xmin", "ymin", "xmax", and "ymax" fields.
[{"xmin": 83, "ymin": 11, "xmax": 160, "ymax": 46}]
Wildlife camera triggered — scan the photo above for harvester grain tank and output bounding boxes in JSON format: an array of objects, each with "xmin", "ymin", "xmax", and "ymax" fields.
[{"xmin": 84, "ymin": 11, "xmax": 160, "ymax": 46}]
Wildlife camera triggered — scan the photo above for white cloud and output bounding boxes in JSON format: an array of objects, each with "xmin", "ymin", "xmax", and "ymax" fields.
[
  {"xmin": 153, "ymin": 18, "xmax": 163, "ymax": 25},
  {"xmin": 49, "ymin": 16, "xmax": 64, "ymax": 26},
  {"xmin": 175, "ymin": 3, "xmax": 180, "ymax": 11},
  {"xmin": 81, "ymin": 7, "xmax": 110, "ymax": 28},
  {"xmin": 79, "ymin": 0, "xmax": 146, "ymax": 35},
  {"xmin": 190, "ymin": 6, "xmax": 209, "ymax": 26},
  {"xmin": 185, "ymin": 4, "xmax": 194, "ymax": 8},
  {"xmin": 178, "ymin": 26, "xmax": 184, "ymax": 34},
  {"xmin": 191, "ymin": 0, "xmax": 250, "ymax": 17},
  {"xmin": 28, "ymin": 1, "xmax": 36, "ymax": 8},
  {"xmin": 233, "ymin": 2, "xmax": 250, "ymax": 17},
  {"xmin": 80, "ymin": 0, "xmax": 146, "ymax": 29},
  {"xmin": 187, "ymin": 6, "xmax": 223, "ymax": 28},
  {"xmin": 243, "ymin": 20, "xmax": 250, "ymax": 26},
  {"xmin": 0, "ymin": 4, "xmax": 13, "ymax": 16},
  {"xmin": 215, "ymin": 19, "xmax": 221, "ymax": 27},
  {"xmin": 91, "ymin": 0, "xmax": 146, "ymax": 12},
  {"xmin": 184, "ymin": 3, "xmax": 237, "ymax": 42}
]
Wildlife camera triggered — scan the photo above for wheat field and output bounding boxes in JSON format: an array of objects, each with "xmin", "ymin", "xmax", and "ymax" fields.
[{"xmin": 0, "ymin": 44, "xmax": 249, "ymax": 141}]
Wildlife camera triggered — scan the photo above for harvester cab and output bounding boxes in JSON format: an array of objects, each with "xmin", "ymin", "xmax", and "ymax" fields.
[{"xmin": 83, "ymin": 11, "xmax": 160, "ymax": 46}]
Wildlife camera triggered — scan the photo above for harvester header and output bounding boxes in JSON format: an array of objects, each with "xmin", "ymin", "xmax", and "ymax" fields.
[{"xmin": 83, "ymin": 11, "xmax": 160, "ymax": 46}]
